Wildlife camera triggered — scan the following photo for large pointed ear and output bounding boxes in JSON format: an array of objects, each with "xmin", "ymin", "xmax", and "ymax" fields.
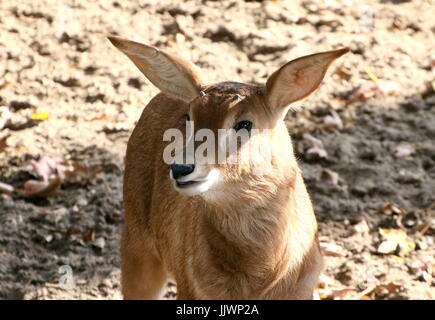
[
  {"xmin": 108, "ymin": 36, "xmax": 204, "ymax": 102},
  {"xmin": 265, "ymin": 48, "xmax": 349, "ymax": 111}
]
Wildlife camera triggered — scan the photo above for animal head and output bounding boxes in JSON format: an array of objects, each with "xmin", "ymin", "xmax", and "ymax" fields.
[{"xmin": 108, "ymin": 36, "xmax": 348, "ymax": 199}]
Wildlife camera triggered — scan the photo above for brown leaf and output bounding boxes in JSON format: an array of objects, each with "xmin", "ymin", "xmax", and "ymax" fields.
[
  {"xmin": 317, "ymin": 17, "xmax": 343, "ymax": 28},
  {"xmin": 374, "ymin": 282, "xmax": 404, "ymax": 295},
  {"xmin": 106, "ymin": 211, "xmax": 122, "ymax": 223},
  {"xmin": 335, "ymin": 66, "xmax": 352, "ymax": 81},
  {"xmin": 320, "ymin": 169, "xmax": 339, "ymax": 185},
  {"xmin": 0, "ymin": 81, "xmax": 14, "ymax": 90},
  {"xmin": 66, "ymin": 227, "xmax": 80, "ymax": 238},
  {"xmin": 87, "ymin": 114, "xmax": 112, "ymax": 122},
  {"xmin": 83, "ymin": 229, "xmax": 95, "ymax": 242},
  {"xmin": 351, "ymin": 84, "xmax": 377, "ymax": 100},
  {"xmin": 378, "ymin": 202, "xmax": 406, "ymax": 215},
  {"xmin": 101, "ymin": 123, "xmax": 129, "ymax": 134},
  {"xmin": 20, "ymin": 176, "xmax": 62, "ymax": 198},
  {"xmin": 0, "ymin": 134, "xmax": 10, "ymax": 153}
]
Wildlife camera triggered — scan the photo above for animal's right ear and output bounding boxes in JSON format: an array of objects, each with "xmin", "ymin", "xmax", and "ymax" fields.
[{"xmin": 108, "ymin": 36, "xmax": 204, "ymax": 102}]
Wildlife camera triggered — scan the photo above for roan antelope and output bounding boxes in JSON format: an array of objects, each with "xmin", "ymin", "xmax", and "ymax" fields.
[{"xmin": 108, "ymin": 35, "xmax": 348, "ymax": 299}]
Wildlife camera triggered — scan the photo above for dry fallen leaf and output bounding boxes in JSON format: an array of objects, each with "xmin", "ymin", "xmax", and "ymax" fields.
[
  {"xmin": 30, "ymin": 112, "xmax": 49, "ymax": 121},
  {"xmin": 318, "ymin": 273, "xmax": 337, "ymax": 289},
  {"xmin": 365, "ymin": 67, "xmax": 401, "ymax": 96},
  {"xmin": 83, "ymin": 229, "xmax": 95, "ymax": 242},
  {"xmin": 374, "ymin": 282, "xmax": 404, "ymax": 296},
  {"xmin": 335, "ymin": 66, "xmax": 352, "ymax": 81},
  {"xmin": 317, "ymin": 287, "xmax": 360, "ymax": 300},
  {"xmin": 303, "ymin": 133, "xmax": 328, "ymax": 159},
  {"xmin": 317, "ymin": 282, "xmax": 377, "ymax": 300},
  {"xmin": 407, "ymin": 257, "xmax": 434, "ymax": 282},
  {"xmin": 352, "ymin": 219, "xmax": 370, "ymax": 234},
  {"xmin": 413, "ymin": 220, "xmax": 433, "ymax": 235},
  {"xmin": 320, "ymin": 242, "xmax": 345, "ymax": 257},
  {"xmin": 0, "ymin": 106, "xmax": 11, "ymax": 130},
  {"xmin": 44, "ymin": 234, "xmax": 54, "ymax": 243},
  {"xmin": 21, "ymin": 177, "xmax": 62, "ymax": 198},
  {"xmin": 0, "ymin": 81, "xmax": 14, "ymax": 90},
  {"xmin": 93, "ymin": 237, "xmax": 106, "ymax": 250},
  {"xmin": 87, "ymin": 114, "xmax": 112, "ymax": 122},
  {"xmin": 317, "ymin": 17, "xmax": 342, "ymax": 28},
  {"xmin": 377, "ymin": 80, "xmax": 401, "ymax": 96},
  {"xmin": 10, "ymin": 156, "xmax": 83, "ymax": 198},
  {"xmin": 324, "ymin": 283, "xmax": 405, "ymax": 300},
  {"xmin": 377, "ymin": 228, "xmax": 415, "ymax": 256},
  {"xmin": 0, "ymin": 134, "xmax": 11, "ymax": 153},
  {"xmin": 352, "ymin": 84, "xmax": 377, "ymax": 100},
  {"xmin": 378, "ymin": 202, "xmax": 406, "ymax": 215},
  {"xmin": 392, "ymin": 144, "xmax": 416, "ymax": 158},
  {"xmin": 30, "ymin": 156, "xmax": 60, "ymax": 182},
  {"xmin": 101, "ymin": 123, "xmax": 129, "ymax": 134},
  {"xmin": 351, "ymin": 68, "xmax": 401, "ymax": 100},
  {"xmin": 323, "ymin": 110, "xmax": 343, "ymax": 131},
  {"xmin": 320, "ymin": 169, "xmax": 339, "ymax": 185},
  {"xmin": 29, "ymin": 156, "xmax": 75, "ymax": 182}
]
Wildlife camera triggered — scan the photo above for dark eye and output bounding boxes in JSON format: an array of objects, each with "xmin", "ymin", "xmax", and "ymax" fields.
[
  {"xmin": 234, "ymin": 120, "xmax": 252, "ymax": 132},
  {"xmin": 183, "ymin": 113, "xmax": 190, "ymax": 121}
]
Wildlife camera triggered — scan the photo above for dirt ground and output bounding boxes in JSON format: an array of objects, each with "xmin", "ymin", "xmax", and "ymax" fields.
[{"xmin": 0, "ymin": 0, "xmax": 434, "ymax": 300}]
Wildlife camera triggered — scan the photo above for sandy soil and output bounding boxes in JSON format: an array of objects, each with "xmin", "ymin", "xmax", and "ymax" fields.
[{"xmin": 0, "ymin": 0, "xmax": 434, "ymax": 300}]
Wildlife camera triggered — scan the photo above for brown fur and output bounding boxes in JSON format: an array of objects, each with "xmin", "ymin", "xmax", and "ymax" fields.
[{"xmin": 108, "ymin": 36, "xmax": 348, "ymax": 299}]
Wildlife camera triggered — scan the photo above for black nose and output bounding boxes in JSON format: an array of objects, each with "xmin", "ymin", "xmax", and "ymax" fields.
[{"xmin": 170, "ymin": 164, "xmax": 195, "ymax": 180}]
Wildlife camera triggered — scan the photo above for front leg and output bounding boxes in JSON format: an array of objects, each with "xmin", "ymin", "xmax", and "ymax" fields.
[{"xmin": 121, "ymin": 226, "xmax": 168, "ymax": 300}]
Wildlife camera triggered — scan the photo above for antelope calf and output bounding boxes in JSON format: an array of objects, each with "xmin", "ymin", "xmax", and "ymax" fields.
[{"xmin": 108, "ymin": 36, "xmax": 348, "ymax": 300}]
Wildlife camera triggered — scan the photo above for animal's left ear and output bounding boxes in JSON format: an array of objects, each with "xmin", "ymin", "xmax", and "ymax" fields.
[{"xmin": 265, "ymin": 48, "xmax": 349, "ymax": 112}]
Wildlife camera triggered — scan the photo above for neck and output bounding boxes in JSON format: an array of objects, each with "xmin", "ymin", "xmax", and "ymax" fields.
[
  {"xmin": 200, "ymin": 169, "xmax": 305, "ymax": 286},
  {"xmin": 196, "ymin": 165, "xmax": 320, "ymax": 298}
]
